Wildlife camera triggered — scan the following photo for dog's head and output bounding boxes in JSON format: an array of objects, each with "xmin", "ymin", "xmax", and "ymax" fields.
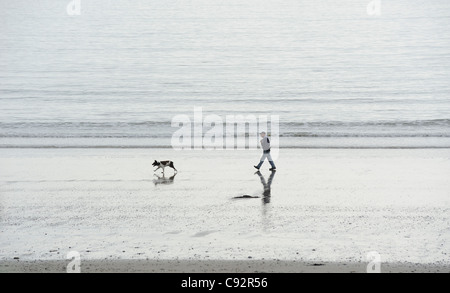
[{"xmin": 152, "ymin": 160, "xmax": 159, "ymax": 167}]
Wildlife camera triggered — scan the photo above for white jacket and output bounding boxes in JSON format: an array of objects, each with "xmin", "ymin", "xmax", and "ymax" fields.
[{"xmin": 260, "ymin": 136, "xmax": 271, "ymax": 151}]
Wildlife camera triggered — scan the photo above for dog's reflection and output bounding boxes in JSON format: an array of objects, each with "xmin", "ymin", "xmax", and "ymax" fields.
[
  {"xmin": 255, "ymin": 170, "xmax": 276, "ymax": 204},
  {"xmin": 153, "ymin": 173, "xmax": 177, "ymax": 186}
]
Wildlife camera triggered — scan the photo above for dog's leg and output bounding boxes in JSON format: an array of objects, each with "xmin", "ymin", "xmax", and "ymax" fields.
[
  {"xmin": 169, "ymin": 162, "xmax": 178, "ymax": 173},
  {"xmin": 154, "ymin": 166, "xmax": 161, "ymax": 172}
]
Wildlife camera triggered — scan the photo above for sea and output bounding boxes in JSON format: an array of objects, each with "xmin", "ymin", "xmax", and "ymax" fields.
[{"xmin": 1, "ymin": 0, "xmax": 450, "ymax": 148}]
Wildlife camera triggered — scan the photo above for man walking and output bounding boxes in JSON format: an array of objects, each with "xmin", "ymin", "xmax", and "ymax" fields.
[{"xmin": 254, "ymin": 132, "xmax": 276, "ymax": 171}]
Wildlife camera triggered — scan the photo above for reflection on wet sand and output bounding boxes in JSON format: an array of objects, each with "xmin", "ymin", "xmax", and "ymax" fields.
[
  {"xmin": 153, "ymin": 173, "xmax": 177, "ymax": 186},
  {"xmin": 255, "ymin": 171, "xmax": 276, "ymax": 231},
  {"xmin": 255, "ymin": 171, "xmax": 276, "ymax": 204}
]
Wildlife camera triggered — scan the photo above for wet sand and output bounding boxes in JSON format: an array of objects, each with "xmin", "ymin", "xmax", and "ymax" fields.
[
  {"xmin": 0, "ymin": 148, "xmax": 449, "ymax": 273},
  {"xmin": 1, "ymin": 259, "xmax": 449, "ymax": 273}
]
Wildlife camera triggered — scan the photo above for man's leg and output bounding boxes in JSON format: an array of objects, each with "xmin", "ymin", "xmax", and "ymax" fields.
[
  {"xmin": 255, "ymin": 153, "xmax": 267, "ymax": 169},
  {"xmin": 267, "ymin": 153, "xmax": 276, "ymax": 169}
]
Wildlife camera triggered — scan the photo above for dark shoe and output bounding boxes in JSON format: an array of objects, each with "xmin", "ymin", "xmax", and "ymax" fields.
[
  {"xmin": 254, "ymin": 165, "xmax": 260, "ymax": 170},
  {"xmin": 269, "ymin": 168, "xmax": 276, "ymax": 171}
]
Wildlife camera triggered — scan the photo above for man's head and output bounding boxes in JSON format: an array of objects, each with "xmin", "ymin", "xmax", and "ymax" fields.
[{"xmin": 260, "ymin": 131, "xmax": 266, "ymax": 138}]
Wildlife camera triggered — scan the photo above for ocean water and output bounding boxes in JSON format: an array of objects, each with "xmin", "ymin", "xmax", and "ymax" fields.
[{"xmin": 1, "ymin": 0, "xmax": 450, "ymax": 148}]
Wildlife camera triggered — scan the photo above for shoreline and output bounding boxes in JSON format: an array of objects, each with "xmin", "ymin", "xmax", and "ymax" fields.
[
  {"xmin": 1, "ymin": 259, "xmax": 449, "ymax": 273},
  {"xmin": 2, "ymin": 146, "xmax": 450, "ymax": 149},
  {"xmin": 2, "ymin": 135, "xmax": 450, "ymax": 150}
]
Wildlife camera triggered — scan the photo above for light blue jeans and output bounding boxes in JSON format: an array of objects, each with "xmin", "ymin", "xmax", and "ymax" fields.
[{"xmin": 256, "ymin": 151, "xmax": 276, "ymax": 169}]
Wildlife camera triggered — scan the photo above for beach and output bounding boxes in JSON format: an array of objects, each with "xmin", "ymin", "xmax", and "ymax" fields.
[
  {"xmin": 2, "ymin": 259, "xmax": 449, "ymax": 273},
  {"xmin": 1, "ymin": 148, "xmax": 449, "ymax": 273},
  {"xmin": 1, "ymin": 0, "xmax": 450, "ymax": 275}
]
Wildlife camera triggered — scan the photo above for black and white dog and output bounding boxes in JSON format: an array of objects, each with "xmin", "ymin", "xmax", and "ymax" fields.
[{"xmin": 152, "ymin": 160, "xmax": 177, "ymax": 174}]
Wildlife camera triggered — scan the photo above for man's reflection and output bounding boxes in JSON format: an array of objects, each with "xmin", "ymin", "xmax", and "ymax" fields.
[
  {"xmin": 255, "ymin": 170, "xmax": 276, "ymax": 204},
  {"xmin": 255, "ymin": 170, "xmax": 276, "ymax": 231}
]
